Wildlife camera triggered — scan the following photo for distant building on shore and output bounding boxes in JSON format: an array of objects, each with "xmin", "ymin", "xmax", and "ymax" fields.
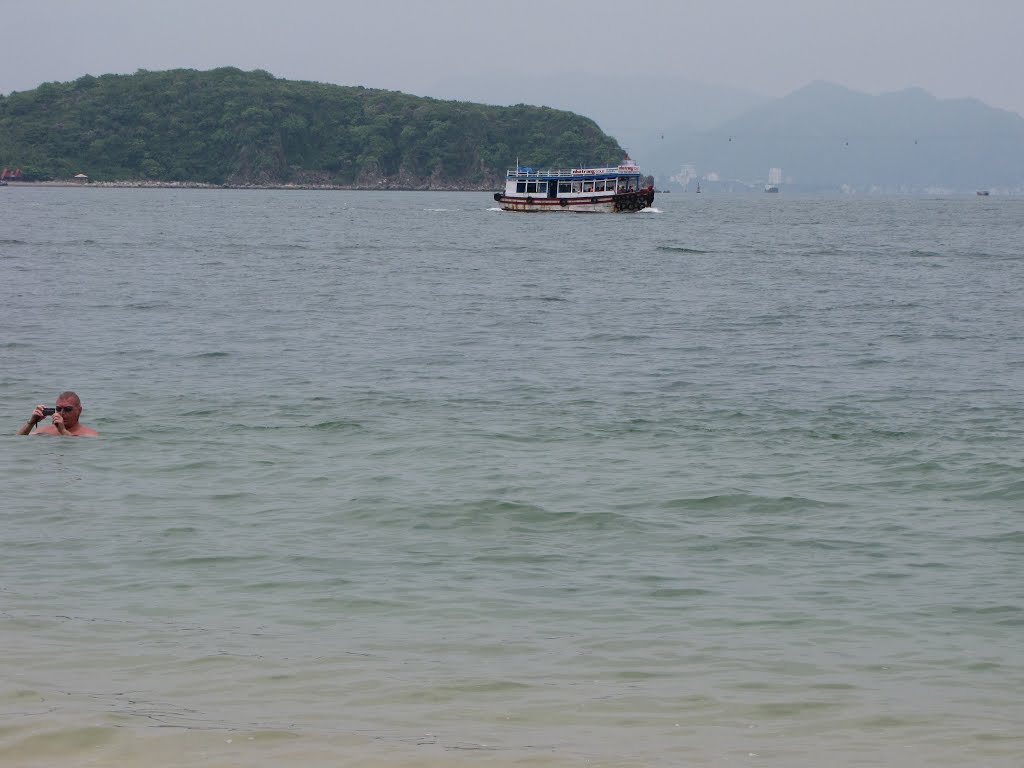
[{"xmin": 73, "ymin": 173, "xmax": 89, "ymax": 184}]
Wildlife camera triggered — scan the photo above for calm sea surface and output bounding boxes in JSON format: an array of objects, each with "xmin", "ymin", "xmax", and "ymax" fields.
[{"xmin": 1, "ymin": 188, "xmax": 1022, "ymax": 767}]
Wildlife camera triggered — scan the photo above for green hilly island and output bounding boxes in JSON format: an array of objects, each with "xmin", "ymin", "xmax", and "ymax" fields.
[{"xmin": 0, "ymin": 67, "xmax": 624, "ymax": 187}]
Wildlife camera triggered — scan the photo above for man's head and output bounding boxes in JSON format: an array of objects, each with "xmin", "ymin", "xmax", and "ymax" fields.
[{"xmin": 55, "ymin": 391, "xmax": 83, "ymax": 428}]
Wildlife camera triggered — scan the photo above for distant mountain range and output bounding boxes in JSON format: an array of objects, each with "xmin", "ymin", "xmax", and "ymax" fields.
[
  {"xmin": 429, "ymin": 72, "xmax": 1024, "ymax": 192},
  {"xmin": 637, "ymin": 81, "xmax": 1024, "ymax": 192},
  {"xmin": 423, "ymin": 71, "xmax": 765, "ymax": 156}
]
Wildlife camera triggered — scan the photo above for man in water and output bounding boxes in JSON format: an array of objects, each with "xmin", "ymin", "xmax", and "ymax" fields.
[{"xmin": 17, "ymin": 391, "xmax": 99, "ymax": 436}]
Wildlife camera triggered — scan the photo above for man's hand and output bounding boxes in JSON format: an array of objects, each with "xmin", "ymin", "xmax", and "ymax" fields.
[
  {"xmin": 17, "ymin": 404, "xmax": 48, "ymax": 435},
  {"xmin": 52, "ymin": 411, "xmax": 68, "ymax": 435},
  {"xmin": 29, "ymin": 404, "xmax": 46, "ymax": 425}
]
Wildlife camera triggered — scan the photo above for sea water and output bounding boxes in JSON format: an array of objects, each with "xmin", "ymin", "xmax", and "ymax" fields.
[{"xmin": 1, "ymin": 188, "xmax": 1022, "ymax": 767}]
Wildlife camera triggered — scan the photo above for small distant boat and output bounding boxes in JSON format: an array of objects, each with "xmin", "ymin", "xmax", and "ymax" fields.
[
  {"xmin": 764, "ymin": 184, "xmax": 779, "ymax": 193},
  {"xmin": 493, "ymin": 156, "xmax": 654, "ymax": 213},
  {"xmin": 976, "ymin": 190, "xmax": 990, "ymax": 196},
  {"xmin": 695, "ymin": 181, "xmax": 701, "ymax": 194}
]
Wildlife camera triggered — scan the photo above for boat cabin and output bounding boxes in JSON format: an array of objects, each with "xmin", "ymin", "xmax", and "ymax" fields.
[{"xmin": 503, "ymin": 161, "xmax": 643, "ymax": 200}]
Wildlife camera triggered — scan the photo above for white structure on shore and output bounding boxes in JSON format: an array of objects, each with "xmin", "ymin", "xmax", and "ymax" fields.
[{"xmin": 670, "ymin": 163, "xmax": 697, "ymax": 187}]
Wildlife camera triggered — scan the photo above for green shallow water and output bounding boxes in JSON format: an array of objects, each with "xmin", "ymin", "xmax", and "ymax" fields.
[{"xmin": 1, "ymin": 189, "xmax": 1022, "ymax": 766}]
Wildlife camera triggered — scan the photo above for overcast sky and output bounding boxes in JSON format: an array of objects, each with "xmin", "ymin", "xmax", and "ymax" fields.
[{"xmin": 4, "ymin": 0, "xmax": 1022, "ymax": 117}]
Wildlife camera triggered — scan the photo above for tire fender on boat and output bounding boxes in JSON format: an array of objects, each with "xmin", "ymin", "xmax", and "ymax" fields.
[{"xmin": 560, "ymin": 199, "xmax": 568, "ymax": 207}]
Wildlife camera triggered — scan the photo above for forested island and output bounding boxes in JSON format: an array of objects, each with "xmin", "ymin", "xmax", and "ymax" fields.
[{"xmin": 0, "ymin": 67, "xmax": 624, "ymax": 188}]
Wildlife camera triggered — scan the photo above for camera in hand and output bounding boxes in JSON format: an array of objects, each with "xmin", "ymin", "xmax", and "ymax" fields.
[{"xmin": 42, "ymin": 407, "xmax": 56, "ymax": 417}]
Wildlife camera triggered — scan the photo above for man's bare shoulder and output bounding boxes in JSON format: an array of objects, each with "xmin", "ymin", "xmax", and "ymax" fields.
[{"xmin": 34, "ymin": 425, "xmax": 99, "ymax": 436}]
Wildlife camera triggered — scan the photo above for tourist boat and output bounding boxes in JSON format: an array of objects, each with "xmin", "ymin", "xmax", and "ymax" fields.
[
  {"xmin": 976, "ymin": 190, "xmax": 990, "ymax": 196},
  {"xmin": 493, "ymin": 156, "xmax": 655, "ymax": 212}
]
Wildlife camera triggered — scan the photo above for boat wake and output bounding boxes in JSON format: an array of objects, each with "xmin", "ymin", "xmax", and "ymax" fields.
[{"xmin": 641, "ymin": 207, "xmax": 662, "ymax": 213}]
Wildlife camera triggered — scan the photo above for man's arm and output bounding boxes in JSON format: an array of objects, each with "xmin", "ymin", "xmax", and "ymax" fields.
[{"xmin": 17, "ymin": 405, "xmax": 46, "ymax": 435}]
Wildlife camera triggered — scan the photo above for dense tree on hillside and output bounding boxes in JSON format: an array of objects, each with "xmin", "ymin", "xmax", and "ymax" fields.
[{"xmin": 0, "ymin": 68, "xmax": 624, "ymax": 186}]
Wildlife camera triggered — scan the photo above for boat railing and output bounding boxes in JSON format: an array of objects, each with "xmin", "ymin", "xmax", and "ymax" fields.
[{"xmin": 507, "ymin": 166, "xmax": 635, "ymax": 179}]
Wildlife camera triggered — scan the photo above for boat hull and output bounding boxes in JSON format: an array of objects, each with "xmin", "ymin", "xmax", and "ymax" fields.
[{"xmin": 493, "ymin": 189, "xmax": 654, "ymax": 213}]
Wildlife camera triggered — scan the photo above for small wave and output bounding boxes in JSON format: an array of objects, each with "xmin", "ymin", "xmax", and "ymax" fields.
[
  {"xmin": 649, "ymin": 588, "xmax": 714, "ymax": 598},
  {"xmin": 857, "ymin": 714, "xmax": 930, "ymax": 728},
  {"xmin": 662, "ymin": 493, "xmax": 845, "ymax": 513},
  {"xmin": 640, "ymin": 207, "xmax": 662, "ymax": 213},
  {"xmin": 657, "ymin": 245, "xmax": 709, "ymax": 254},
  {"xmin": 311, "ymin": 419, "xmax": 361, "ymax": 430},
  {"xmin": 191, "ymin": 351, "xmax": 230, "ymax": 358},
  {"xmin": 753, "ymin": 700, "xmax": 843, "ymax": 716},
  {"xmin": 264, "ymin": 242, "xmax": 309, "ymax": 251},
  {"xmin": 6, "ymin": 726, "xmax": 116, "ymax": 754},
  {"xmin": 962, "ymin": 478, "xmax": 1024, "ymax": 502},
  {"xmin": 166, "ymin": 554, "xmax": 265, "ymax": 565},
  {"xmin": 487, "ymin": 206, "xmax": 502, "ymax": 211},
  {"xmin": 973, "ymin": 530, "xmax": 1024, "ymax": 544},
  {"xmin": 948, "ymin": 604, "xmax": 1024, "ymax": 625},
  {"xmin": 585, "ymin": 333, "xmax": 651, "ymax": 342}
]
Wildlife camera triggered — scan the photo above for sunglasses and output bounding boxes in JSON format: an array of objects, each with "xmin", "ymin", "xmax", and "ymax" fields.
[{"xmin": 54, "ymin": 405, "xmax": 76, "ymax": 413}]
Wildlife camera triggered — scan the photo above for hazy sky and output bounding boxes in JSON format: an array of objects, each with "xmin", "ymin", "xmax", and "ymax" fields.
[{"xmin": 4, "ymin": 0, "xmax": 1023, "ymax": 116}]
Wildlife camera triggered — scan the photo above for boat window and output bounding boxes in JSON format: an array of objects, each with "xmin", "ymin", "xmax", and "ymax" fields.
[
  {"xmin": 583, "ymin": 181, "xmax": 594, "ymax": 192},
  {"xmin": 558, "ymin": 182, "xmax": 571, "ymax": 193},
  {"xmin": 517, "ymin": 181, "xmax": 526, "ymax": 193},
  {"xmin": 538, "ymin": 182, "xmax": 547, "ymax": 193},
  {"xmin": 526, "ymin": 182, "xmax": 538, "ymax": 193},
  {"xmin": 572, "ymin": 181, "xmax": 582, "ymax": 193}
]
